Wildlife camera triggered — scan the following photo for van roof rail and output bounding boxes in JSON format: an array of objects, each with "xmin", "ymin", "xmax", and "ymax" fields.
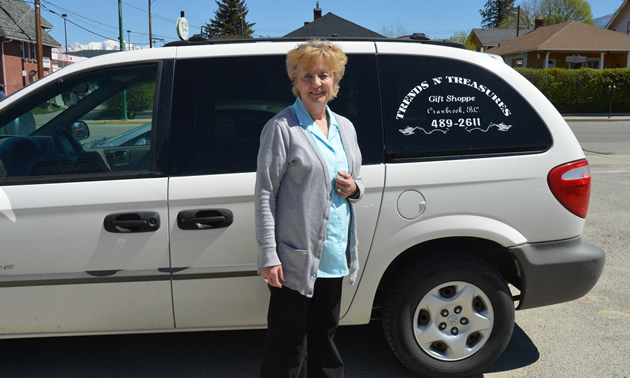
[{"xmin": 164, "ymin": 35, "xmax": 467, "ymax": 49}]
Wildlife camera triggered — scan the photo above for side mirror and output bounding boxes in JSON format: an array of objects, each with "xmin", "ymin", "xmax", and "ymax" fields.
[{"xmin": 72, "ymin": 121, "xmax": 90, "ymax": 140}]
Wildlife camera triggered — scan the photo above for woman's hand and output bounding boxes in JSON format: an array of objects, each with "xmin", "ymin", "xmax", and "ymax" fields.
[
  {"xmin": 335, "ymin": 171, "xmax": 358, "ymax": 198},
  {"xmin": 261, "ymin": 265, "xmax": 284, "ymax": 288}
]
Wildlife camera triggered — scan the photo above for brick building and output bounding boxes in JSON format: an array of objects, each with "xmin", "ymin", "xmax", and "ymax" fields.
[{"xmin": 0, "ymin": 0, "xmax": 61, "ymax": 95}]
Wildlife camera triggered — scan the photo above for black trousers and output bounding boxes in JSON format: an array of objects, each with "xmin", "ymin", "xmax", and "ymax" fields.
[{"xmin": 260, "ymin": 277, "xmax": 344, "ymax": 378}]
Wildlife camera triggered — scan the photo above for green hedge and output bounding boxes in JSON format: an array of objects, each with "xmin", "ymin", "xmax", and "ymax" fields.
[{"xmin": 515, "ymin": 68, "xmax": 630, "ymax": 114}]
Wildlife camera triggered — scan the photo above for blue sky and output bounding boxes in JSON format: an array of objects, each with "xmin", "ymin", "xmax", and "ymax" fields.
[{"xmin": 39, "ymin": 0, "xmax": 624, "ymax": 48}]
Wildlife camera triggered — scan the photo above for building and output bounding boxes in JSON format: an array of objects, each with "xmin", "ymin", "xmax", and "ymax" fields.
[
  {"xmin": 605, "ymin": 0, "xmax": 630, "ymax": 33},
  {"xmin": 51, "ymin": 52, "xmax": 88, "ymax": 73},
  {"xmin": 0, "ymin": 0, "xmax": 61, "ymax": 95},
  {"xmin": 485, "ymin": 21, "xmax": 630, "ymax": 69},
  {"xmin": 470, "ymin": 28, "xmax": 533, "ymax": 52},
  {"xmin": 284, "ymin": 2, "xmax": 384, "ymax": 39}
]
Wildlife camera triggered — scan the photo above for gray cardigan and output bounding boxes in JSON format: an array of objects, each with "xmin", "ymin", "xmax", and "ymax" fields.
[{"xmin": 255, "ymin": 106, "xmax": 364, "ymax": 298}]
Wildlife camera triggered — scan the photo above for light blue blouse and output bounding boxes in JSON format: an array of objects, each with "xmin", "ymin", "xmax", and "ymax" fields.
[{"xmin": 291, "ymin": 97, "xmax": 350, "ymax": 278}]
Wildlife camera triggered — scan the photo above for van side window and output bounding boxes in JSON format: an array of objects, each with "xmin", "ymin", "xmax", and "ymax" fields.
[
  {"xmin": 169, "ymin": 54, "xmax": 382, "ymax": 176},
  {"xmin": 379, "ymin": 55, "xmax": 552, "ymax": 160},
  {"xmin": 0, "ymin": 64, "xmax": 158, "ymax": 182}
]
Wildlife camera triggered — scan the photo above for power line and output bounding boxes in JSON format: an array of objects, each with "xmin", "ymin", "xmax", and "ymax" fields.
[
  {"xmin": 41, "ymin": 3, "xmax": 118, "ymax": 41},
  {"xmin": 40, "ymin": 0, "xmax": 174, "ymax": 45},
  {"xmin": 36, "ymin": 0, "xmax": 199, "ymax": 45},
  {"xmin": 61, "ymin": 17, "xmax": 115, "ymax": 41},
  {"xmin": 42, "ymin": 0, "xmax": 119, "ymax": 32},
  {"xmin": 122, "ymin": 0, "xmax": 203, "ymax": 35},
  {"xmin": 163, "ymin": 0, "xmax": 207, "ymax": 25}
]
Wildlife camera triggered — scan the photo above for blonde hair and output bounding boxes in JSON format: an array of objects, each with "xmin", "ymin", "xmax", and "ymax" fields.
[{"xmin": 286, "ymin": 39, "xmax": 348, "ymax": 100}]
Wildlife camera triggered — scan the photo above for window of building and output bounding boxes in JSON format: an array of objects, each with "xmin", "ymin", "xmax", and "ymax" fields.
[{"xmin": 586, "ymin": 58, "xmax": 600, "ymax": 69}]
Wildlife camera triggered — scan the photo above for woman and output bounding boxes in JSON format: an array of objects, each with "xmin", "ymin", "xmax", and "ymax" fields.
[{"xmin": 255, "ymin": 39, "xmax": 364, "ymax": 377}]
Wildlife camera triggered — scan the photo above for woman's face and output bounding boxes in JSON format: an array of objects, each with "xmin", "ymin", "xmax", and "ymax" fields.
[{"xmin": 294, "ymin": 57, "xmax": 336, "ymax": 115}]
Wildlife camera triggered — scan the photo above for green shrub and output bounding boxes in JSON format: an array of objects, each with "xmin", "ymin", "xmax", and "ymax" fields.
[
  {"xmin": 515, "ymin": 68, "xmax": 630, "ymax": 114},
  {"xmin": 100, "ymin": 83, "xmax": 155, "ymax": 119}
]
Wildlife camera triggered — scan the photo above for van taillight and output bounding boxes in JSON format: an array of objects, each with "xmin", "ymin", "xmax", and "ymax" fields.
[{"xmin": 547, "ymin": 159, "xmax": 591, "ymax": 218}]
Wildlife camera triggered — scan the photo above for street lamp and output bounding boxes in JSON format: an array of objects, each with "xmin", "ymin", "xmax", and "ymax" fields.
[
  {"xmin": 127, "ymin": 30, "xmax": 131, "ymax": 50},
  {"xmin": 62, "ymin": 13, "xmax": 68, "ymax": 53}
]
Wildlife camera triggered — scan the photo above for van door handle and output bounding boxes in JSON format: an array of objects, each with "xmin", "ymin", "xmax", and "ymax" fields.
[
  {"xmin": 104, "ymin": 212, "xmax": 160, "ymax": 233},
  {"xmin": 177, "ymin": 209, "xmax": 233, "ymax": 230}
]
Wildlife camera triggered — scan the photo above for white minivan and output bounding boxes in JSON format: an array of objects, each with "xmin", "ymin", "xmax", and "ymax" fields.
[{"xmin": 0, "ymin": 36, "xmax": 604, "ymax": 377}]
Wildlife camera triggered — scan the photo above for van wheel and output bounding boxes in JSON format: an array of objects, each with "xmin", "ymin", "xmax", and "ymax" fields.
[{"xmin": 383, "ymin": 252, "xmax": 514, "ymax": 377}]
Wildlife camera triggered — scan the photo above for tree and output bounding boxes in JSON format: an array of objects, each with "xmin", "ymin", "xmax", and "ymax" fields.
[
  {"xmin": 498, "ymin": 0, "xmax": 541, "ymax": 28},
  {"xmin": 540, "ymin": 0, "xmax": 594, "ymax": 25},
  {"xmin": 500, "ymin": 0, "xmax": 594, "ymax": 29},
  {"xmin": 448, "ymin": 30, "xmax": 476, "ymax": 51},
  {"xmin": 480, "ymin": 0, "xmax": 516, "ymax": 29},
  {"xmin": 380, "ymin": 21, "xmax": 409, "ymax": 38},
  {"xmin": 203, "ymin": 0, "xmax": 255, "ymax": 39}
]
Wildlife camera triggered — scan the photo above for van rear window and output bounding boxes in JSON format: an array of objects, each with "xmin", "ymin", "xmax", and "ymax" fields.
[{"xmin": 379, "ymin": 55, "xmax": 552, "ymax": 160}]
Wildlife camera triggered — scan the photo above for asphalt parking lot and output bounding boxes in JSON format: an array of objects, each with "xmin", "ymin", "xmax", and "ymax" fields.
[{"xmin": 481, "ymin": 119, "xmax": 630, "ymax": 377}]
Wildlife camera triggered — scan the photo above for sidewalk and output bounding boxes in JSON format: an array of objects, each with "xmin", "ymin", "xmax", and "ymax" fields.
[
  {"xmin": 563, "ymin": 113, "xmax": 630, "ymax": 121},
  {"xmin": 585, "ymin": 153, "xmax": 630, "ymax": 166}
]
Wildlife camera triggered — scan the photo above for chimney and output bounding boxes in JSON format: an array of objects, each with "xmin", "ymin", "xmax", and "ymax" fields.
[
  {"xmin": 314, "ymin": 1, "xmax": 322, "ymax": 21},
  {"xmin": 535, "ymin": 15, "xmax": 544, "ymax": 29}
]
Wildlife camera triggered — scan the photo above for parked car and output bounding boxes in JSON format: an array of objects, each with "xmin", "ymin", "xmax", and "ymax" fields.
[
  {"xmin": 0, "ymin": 36, "xmax": 604, "ymax": 377},
  {"xmin": 84, "ymin": 122, "xmax": 151, "ymax": 148}
]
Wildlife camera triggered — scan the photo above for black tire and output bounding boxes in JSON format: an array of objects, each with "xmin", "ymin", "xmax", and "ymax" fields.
[{"xmin": 383, "ymin": 252, "xmax": 514, "ymax": 377}]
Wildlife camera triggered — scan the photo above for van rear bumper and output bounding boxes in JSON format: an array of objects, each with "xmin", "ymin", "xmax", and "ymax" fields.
[{"xmin": 510, "ymin": 237, "xmax": 605, "ymax": 310}]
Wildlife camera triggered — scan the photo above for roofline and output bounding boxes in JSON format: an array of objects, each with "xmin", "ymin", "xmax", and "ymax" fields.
[
  {"xmin": 283, "ymin": 12, "xmax": 385, "ymax": 39},
  {"xmin": 164, "ymin": 34, "xmax": 467, "ymax": 49},
  {"xmin": 605, "ymin": 0, "xmax": 628, "ymax": 29},
  {"xmin": 0, "ymin": 35, "xmax": 60, "ymax": 48},
  {"xmin": 540, "ymin": 48, "xmax": 630, "ymax": 52},
  {"xmin": 490, "ymin": 48, "xmax": 630, "ymax": 55}
]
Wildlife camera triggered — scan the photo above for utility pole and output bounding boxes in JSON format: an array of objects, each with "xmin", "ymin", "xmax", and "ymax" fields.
[
  {"xmin": 117, "ymin": 0, "xmax": 127, "ymax": 120},
  {"xmin": 516, "ymin": 6, "xmax": 521, "ymax": 37},
  {"xmin": 149, "ymin": 0, "xmax": 153, "ymax": 48},
  {"xmin": 62, "ymin": 14, "xmax": 68, "ymax": 53},
  {"xmin": 233, "ymin": 5, "xmax": 244, "ymax": 37},
  {"xmin": 118, "ymin": 0, "xmax": 125, "ymax": 51},
  {"xmin": 34, "ymin": 0, "xmax": 44, "ymax": 79},
  {"xmin": 238, "ymin": 4, "xmax": 243, "ymax": 38}
]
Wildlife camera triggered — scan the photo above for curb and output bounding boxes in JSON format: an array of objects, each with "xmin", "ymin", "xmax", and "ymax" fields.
[{"xmin": 563, "ymin": 116, "xmax": 630, "ymax": 121}]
